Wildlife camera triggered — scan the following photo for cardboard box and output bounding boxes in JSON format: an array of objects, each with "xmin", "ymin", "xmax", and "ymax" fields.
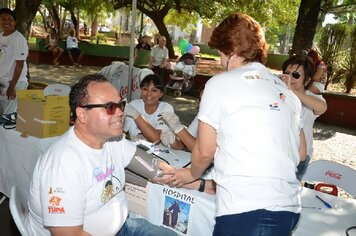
[{"xmin": 16, "ymin": 89, "xmax": 70, "ymax": 138}]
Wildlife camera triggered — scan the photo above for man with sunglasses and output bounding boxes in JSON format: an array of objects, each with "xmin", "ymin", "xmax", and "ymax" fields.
[
  {"xmin": 281, "ymin": 55, "xmax": 327, "ymax": 180},
  {"xmin": 26, "ymin": 74, "xmax": 177, "ymax": 236}
]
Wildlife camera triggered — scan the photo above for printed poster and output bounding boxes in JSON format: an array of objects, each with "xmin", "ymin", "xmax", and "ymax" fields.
[{"xmin": 161, "ymin": 187, "xmax": 195, "ymax": 234}]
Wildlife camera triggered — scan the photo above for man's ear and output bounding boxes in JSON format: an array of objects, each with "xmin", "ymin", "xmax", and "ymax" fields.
[{"xmin": 76, "ymin": 107, "xmax": 87, "ymax": 124}]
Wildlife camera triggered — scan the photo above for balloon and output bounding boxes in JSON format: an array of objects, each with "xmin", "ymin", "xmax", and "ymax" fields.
[
  {"xmin": 189, "ymin": 45, "xmax": 200, "ymax": 55},
  {"xmin": 185, "ymin": 43, "xmax": 193, "ymax": 53},
  {"xmin": 178, "ymin": 39, "xmax": 189, "ymax": 54}
]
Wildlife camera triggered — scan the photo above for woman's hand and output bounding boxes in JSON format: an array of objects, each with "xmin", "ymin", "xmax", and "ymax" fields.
[
  {"xmin": 159, "ymin": 112, "xmax": 184, "ymax": 133},
  {"xmin": 167, "ymin": 168, "xmax": 197, "ymax": 188},
  {"xmin": 153, "ymin": 161, "xmax": 175, "ymax": 184},
  {"xmin": 160, "ymin": 130, "xmax": 176, "ymax": 146},
  {"xmin": 124, "ymin": 103, "xmax": 141, "ymax": 119},
  {"xmin": 278, "ymin": 74, "xmax": 291, "ymax": 90}
]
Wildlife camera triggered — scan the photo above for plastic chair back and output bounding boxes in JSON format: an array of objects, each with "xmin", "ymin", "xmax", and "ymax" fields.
[
  {"xmin": 9, "ymin": 185, "xmax": 29, "ymax": 236},
  {"xmin": 302, "ymin": 160, "xmax": 356, "ymax": 197}
]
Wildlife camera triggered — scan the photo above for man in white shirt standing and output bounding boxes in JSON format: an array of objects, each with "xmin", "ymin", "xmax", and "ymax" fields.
[
  {"xmin": 149, "ymin": 36, "xmax": 169, "ymax": 82},
  {"xmin": 0, "ymin": 8, "xmax": 28, "ymax": 115}
]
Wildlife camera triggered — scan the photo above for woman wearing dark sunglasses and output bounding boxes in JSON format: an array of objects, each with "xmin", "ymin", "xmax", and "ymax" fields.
[
  {"xmin": 282, "ymin": 55, "xmax": 327, "ymax": 180},
  {"xmin": 123, "ymin": 74, "xmax": 174, "ymax": 143}
]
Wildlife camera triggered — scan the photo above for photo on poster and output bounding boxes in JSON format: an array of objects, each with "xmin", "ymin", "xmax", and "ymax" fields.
[{"xmin": 162, "ymin": 196, "xmax": 191, "ymax": 234}]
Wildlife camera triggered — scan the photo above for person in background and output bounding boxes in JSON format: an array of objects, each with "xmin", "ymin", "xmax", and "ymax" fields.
[
  {"xmin": 164, "ymin": 12, "xmax": 306, "ymax": 235},
  {"xmin": 46, "ymin": 28, "xmax": 63, "ymax": 65},
  {"xmin": 124, "ymin": 74, "xmax": 174, "ymax": 143},
  {"xmin": 281, "ymin": 55, "xmax": 327, "ymax": 180},
  {"xmin": 26, "ymin": 74, "xmax": 177, "ymax": 236},
  {"xmin": 307, "ymin": 49, "xmax": 327, "ymax": 94},
  {"xmin": 136, "ymin": 35, "xmax": 151, "ymax": 50},
  {"xmin": 149, "ymin": 36, "xmax": 169, "ymax": 82},
  {"xmin": 0, "ymin": 8, "xmax": 28, "ymax": 115},
  {"xmin": 66, "ymin": 29, "xmax": 84, "ymax": 67}
]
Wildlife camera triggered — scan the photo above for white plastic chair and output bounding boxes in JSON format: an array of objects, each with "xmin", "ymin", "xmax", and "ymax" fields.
[
  {"xmin": 302, "ymin": 160, "xmax": 356, "ymax": 197},
  {"xmin": 9, "ymin": 185, "xmax": 29, "ymax": 236}
]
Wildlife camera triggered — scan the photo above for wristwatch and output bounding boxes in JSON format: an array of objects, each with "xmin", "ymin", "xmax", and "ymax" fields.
[{"xmin": 198, "ymin": 178, "xmax": 205, "ymax": 192}]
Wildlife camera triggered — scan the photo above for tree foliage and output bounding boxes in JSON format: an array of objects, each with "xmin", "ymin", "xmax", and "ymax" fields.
[{"xmin": 111, "ymin": 0, "xmax": 301, "ymax": 58}]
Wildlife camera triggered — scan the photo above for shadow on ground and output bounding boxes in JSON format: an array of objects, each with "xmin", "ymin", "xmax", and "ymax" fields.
[{"xmin": 313, "ymin": 122, "xmax": 356, "ymax": 141}]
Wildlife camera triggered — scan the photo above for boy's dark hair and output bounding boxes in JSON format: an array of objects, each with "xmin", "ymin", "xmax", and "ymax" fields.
[{"xmin": 0, "ymin": 8, "xmax": 16, "ymax": 21}]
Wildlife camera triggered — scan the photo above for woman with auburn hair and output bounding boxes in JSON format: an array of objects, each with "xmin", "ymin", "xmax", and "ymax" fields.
[{"xmin": 164, "ymin": 12, "xmax": 306, "ymax": 235}]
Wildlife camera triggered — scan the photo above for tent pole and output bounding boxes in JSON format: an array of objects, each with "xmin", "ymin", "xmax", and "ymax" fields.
[{"xmin": 127, "ymin": 0, "xmax": 137, "ymax": 102}]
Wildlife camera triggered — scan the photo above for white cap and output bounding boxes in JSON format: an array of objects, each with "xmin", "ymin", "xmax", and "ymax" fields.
[{"xmin": 138, "ymin": 68, "xmax": 154, "ymax": 82}]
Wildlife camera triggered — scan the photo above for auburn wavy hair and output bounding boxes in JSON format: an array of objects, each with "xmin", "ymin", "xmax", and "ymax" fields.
[{"xmin": 208, "ymin": 12, "xmax": 268, "ymax": 65}]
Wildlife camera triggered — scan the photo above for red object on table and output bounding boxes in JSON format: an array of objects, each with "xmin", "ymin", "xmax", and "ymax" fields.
[{"xmin": 315, "ymin": 183, "xmax": 338, "ymax": 196}]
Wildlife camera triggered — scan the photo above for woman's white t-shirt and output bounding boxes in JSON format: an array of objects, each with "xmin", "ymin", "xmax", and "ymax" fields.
[{"xmin": 124, "ymin": 99, "xmax": 174, "ymax": 140}]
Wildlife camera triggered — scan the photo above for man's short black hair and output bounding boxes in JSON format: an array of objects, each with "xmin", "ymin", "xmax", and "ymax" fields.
[{"xmin": 0, "ymin": 8, "xmax": 16, "ymax": 21}]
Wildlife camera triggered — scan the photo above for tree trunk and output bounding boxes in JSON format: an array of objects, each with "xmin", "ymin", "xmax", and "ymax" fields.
[
  {"xmin": 37, "ymin": 8, "xmax": 48, "ymax": 33},
  {"xmin": 139, "ymin": 5, "xmax": 175, "ymax": 58},
  {"xmin": 91, "ymin": 14, "xmax": 99, "ymax": 37},
  {"xmin": 151, "ymin": 16, "xmax": 175, "ymax": 58},
  {"xmin": 48, "ymin": 5, "xmax": 61, "ymax": 34},
  {"xmin": 290, "ymin": 0, "xmax": 322, "ymax": 55},
  {"xmin": 69, "ymin": 9, "xmax": 78, "ymax": 37},
  {"xmin": 14, "ymin": 0, "xmax": 42, "ymax": 39}
]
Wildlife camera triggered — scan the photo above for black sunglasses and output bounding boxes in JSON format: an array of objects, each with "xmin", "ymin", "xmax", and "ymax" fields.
[
  {"xmin": 80, "ymin": 101, "xmax": 126, "ymax": 115},
  {"xmin": 284, "ymin": 71, "xmax": 301, "ymax": 79}
]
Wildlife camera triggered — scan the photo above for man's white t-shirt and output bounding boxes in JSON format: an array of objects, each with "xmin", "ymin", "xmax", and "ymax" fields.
[
  {"xmin": 198, "ymin": 62, "xmax": 302, "ymax": 217},
  {"xmin": 150, "ymin": 45, "xmax": 168, "ymax": 66},
  {"xmin": 124, "ymin": 99, "xmax": 174, "ymax": 140},
  {"xmin": 0, "ymin": 30, "xmax": 28, "ymax": 85},
  {"xmin": 26, "ymin": 127, "xmax": 136, "ymax": 236},
  {"xmin": 66, "ymin": 36, "xmax": 78, "ymax": 49}
]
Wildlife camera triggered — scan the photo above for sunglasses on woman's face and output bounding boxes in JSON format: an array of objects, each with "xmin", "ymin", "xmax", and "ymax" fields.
[
  {"xmin": 80, "ymin": 101, "xmax": 126, "ymax": 115},
  {"xmin": 284, "ymin": 71, "xmax": 301, "ymax": 79}
]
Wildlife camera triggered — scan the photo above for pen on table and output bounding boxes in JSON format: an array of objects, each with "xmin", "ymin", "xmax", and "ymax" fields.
[{"xmin": 315, "ymin": 195, "xmax": 333, "ymax": 209}]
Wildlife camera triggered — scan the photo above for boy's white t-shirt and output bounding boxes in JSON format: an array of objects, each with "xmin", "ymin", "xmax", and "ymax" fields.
[
  {"xmin": 124, "ymin": 99, "xmax": 174, "ymax": 140},
  {"xmin": 66, "ymin": 35, "xmax": 78, "ymax": 49},
  {"xmin": 26, "ymin": 127, "xmax": 136, "ymax": 236}
]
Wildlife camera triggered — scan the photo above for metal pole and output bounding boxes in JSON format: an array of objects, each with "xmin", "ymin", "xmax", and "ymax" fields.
[{"xmin": 127, "ymin": 0, "xmax": 137, "ymax": 102}]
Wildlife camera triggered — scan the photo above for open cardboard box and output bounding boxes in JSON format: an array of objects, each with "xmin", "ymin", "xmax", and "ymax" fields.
[{"xmin": 16, "ymin": 86, "xmax": 70, "ymax": 138}]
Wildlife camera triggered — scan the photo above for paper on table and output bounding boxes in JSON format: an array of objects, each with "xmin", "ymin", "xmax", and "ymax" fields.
[{"xmin": 125, "ymin": 182, "xmax": 151, "ymax": 217}]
